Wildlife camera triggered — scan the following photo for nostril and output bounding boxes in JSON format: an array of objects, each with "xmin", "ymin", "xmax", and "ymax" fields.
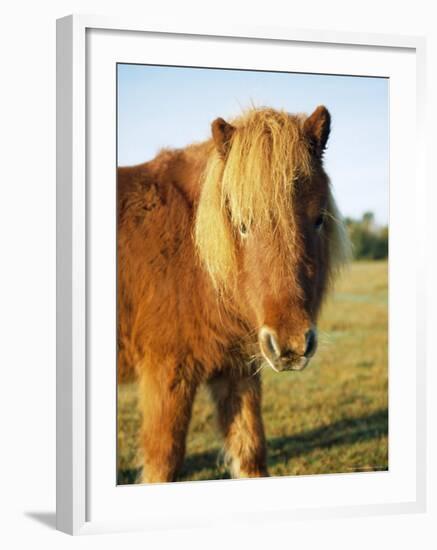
[
  {"xmin": 304, "ymin": 329, "xmax": 317, "ymax": 358},
  {"xmin": 259, "ymin": 327, "xmax": 281, "ymax": 359}
]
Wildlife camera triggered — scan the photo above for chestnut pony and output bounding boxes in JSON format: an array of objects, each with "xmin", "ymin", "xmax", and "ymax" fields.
[{"xmin": 117, "ymin": 106, "xmax": 349, "ymax": 482}]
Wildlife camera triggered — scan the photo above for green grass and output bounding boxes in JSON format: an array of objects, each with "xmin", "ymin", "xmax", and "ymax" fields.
[{"xmin": 118, "ymin": 260, "xmax": 388, "ymax": 483}]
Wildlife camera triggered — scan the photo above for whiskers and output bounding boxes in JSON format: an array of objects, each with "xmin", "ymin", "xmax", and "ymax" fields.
[
  {"xmin": 246, "ymin": 351, "xmax": 267, "ymax": 377},
  {"xmin": 251, "ymin": 361, "xmax": 266, "ymax": 377}
]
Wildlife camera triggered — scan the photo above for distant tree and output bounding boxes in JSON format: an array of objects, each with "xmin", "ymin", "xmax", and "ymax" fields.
[
  {"xmin": 362, "ymin": 211, "xmax": 375, "ymax": 231},
  {"xmin": 372, "ymin": 226, "xmax": 388, "ymax": 260},
  {"xmin": 345, "ymin": 212, "xmax": 388, "ymax": 260}
]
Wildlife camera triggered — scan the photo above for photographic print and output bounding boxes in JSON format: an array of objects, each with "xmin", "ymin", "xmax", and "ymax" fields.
[{"xmin": 116, "ymin": 64, "xmax": 388, "ymax": 484}]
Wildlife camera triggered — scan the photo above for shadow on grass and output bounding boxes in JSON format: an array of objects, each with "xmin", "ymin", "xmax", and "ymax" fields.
[
  {"xmin": 267, "ymin": 408, "xmax": 388, "ymax": 469},
  {"xmin": 118, "ymin": 468, "xmax": 141, "ymax": 485},
  {"xmin": 118, "ymin": 408, "xmax": 388, "ymax": 484},
  {"xmin": 117, "ymin": 449, "xmax": 231, "ymax": 484}
]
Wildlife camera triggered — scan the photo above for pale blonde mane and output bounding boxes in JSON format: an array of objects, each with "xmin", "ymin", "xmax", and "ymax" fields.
[{"xmin": 195, "ymin": 107, "xmax": 349, "ymax": 290}]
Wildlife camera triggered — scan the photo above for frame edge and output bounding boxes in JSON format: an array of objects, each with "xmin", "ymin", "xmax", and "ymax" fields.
[{"xmin": 56, "ymin": 14, "xmax": 87, "ymax": 536}]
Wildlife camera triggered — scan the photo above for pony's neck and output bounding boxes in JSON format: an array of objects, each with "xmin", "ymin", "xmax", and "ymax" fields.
[{"xmin": 149, "ymin": 140, "xmax": 213, "ymax": 205}]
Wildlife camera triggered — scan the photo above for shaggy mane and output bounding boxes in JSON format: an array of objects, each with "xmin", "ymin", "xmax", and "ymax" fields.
[{"xmin": 195, "ymin": 107, "xmax": 349, "ymax": 290}]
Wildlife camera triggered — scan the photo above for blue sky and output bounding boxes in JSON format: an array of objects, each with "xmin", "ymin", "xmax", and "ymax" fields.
[{"xmin": 117, "ymin": 64, "xmax": 389, "ymax": 224}]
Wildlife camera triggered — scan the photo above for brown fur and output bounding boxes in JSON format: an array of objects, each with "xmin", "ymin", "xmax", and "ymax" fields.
[{"xmin": 117, "ymin": 106, "xmax": 349, "ymax": 482}]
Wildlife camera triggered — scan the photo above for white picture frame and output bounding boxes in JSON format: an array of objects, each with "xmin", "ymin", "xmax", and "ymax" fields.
[{"xmin": 56, "ymin": 14, "xmax": 427, "ymax": 535}]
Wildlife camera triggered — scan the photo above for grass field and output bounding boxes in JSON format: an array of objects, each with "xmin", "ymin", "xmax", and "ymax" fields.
[{"xmin": 117, "ymin": 260, "xmax": 388, "ymax": 484}]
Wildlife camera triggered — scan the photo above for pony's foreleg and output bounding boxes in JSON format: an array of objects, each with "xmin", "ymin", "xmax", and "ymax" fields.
[
  {"xmin": 208, "ymin": 372, "xmax": 268, "ymax": 478},
  {"xmin": 137, "ymin": 362, "xmax": 197, "ymax": 483}
]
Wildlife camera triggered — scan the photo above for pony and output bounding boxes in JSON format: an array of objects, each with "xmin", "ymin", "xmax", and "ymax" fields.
[{"xmin": 117, "ymin": 106, "xmax": 349, "ymax": 483}]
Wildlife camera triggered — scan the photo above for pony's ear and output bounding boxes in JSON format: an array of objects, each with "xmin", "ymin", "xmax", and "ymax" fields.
[
  {"xmin": 211, "ymin": 117, "xmax": 235, "ymax": 158},
  {"xmin": 304, "ymin": 106, "xmax": 331, "ymax": 158}
]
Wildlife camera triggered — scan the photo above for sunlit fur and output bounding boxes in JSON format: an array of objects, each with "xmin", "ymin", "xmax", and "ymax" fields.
[
  {"xmin": 117, "ymin": 106, "xmax": 350, "ymax": 483},
  {"xmin": 196, "ymin": 108, "xmax": 349, "ymax": 292}
]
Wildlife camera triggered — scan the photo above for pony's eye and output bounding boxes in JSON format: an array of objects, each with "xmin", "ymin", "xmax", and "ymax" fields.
[
  {"xmin": 239, "ymin": 223, "xmax": 248, "ymax": 237},
  {"xmin": 314, "ymin": 214, "xmax": 324, "ymax": 230}
]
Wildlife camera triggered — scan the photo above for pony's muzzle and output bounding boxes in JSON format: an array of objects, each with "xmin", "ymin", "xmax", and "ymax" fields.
[{"xmin": 258, "ymin": 326, "xmax": 317, "ymax": 372}]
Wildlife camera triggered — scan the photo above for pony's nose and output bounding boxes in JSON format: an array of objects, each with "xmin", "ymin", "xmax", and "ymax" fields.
[
  {"xmin": 280, "ymin": 328, "xmax": 317, "ymax": 359},
  {"xmin": 304, "ymin": 328, "xmax": 317, "ymax": 358},
  {"xmin": 259, "ymin": 325, "xmax": 317, "ymax": 372}
]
